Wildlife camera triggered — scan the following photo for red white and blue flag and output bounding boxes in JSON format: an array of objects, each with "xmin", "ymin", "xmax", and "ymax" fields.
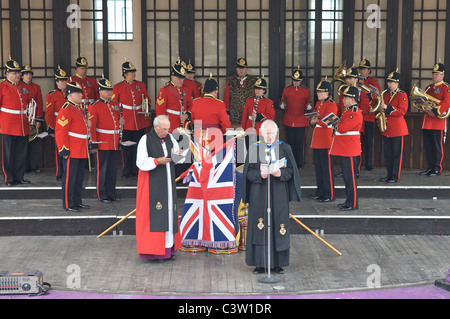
[{"xmin": 179, "ymin": 138, "xmax": 237, "ymax": 248}]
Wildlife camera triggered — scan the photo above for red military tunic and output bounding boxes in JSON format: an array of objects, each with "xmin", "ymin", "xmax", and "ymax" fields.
[
  {"xmin": 190, "ymin": 94, "xmax": 231, "ymax": 134},
  {"xmin": 241, "ymin": 96, "xmax": 275, "ymax": 135},
  {"xmin": 55, "ymin": 100, "xmax": 89, "ymax": 159},
  {"xmin": 112, "ymin": 80, "xmax": 151, "ymax": 131},
  {"xmin": 0, "ymin": 79, "xmax": 31, "ymax": 136},
  {"xmin": 45, "ymin": 89, "xmax": 67, "ymax": 133},
  {"xmin": 422, "ymin": 81, "xmax": 450, "ymax": 130},
  {"xmin": 89, "ymin": 99, "xmax": 121, "ymax": 151},
  {"xmin": 337, "ymin": 85, "xmax": 367, "ymax": 133},
  {"xmin": 362, "ymin": 76, "xmax": 381, "ymax": 123},
  {"xmin": 156, "ymin": 82, "xmax": 187, "ymax": 131},
  {"xmin": 382, "ymin": 89, "xmax": 409, "ymax": 138},
  {"xmin": 181, "ymin": 78, "xmax": 199, "ymax": 105},
  {"xmin": 357, "ymin": 89, "xmax": 373, "ymax": 124},
  {"xmin": 23, "ymin": 81, "xmax": 43, "ymax": 120},
  {"xmin": 330, "ymin": 104, "xmax": 363, "ymax": 157},
  {"xmin": 69, "ymin": 74, "xmax": 99, "ymax": 105},
  {"xmin": 311, "ymin": 98, "xmax": 338, "ymax": 149},
  {"xmin": 281, "ymin": 85, "xmax": 312, "ymax": 127}
]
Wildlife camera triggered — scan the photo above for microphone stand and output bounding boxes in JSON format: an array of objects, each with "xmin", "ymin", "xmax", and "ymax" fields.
[{"xmin": 258, "ymin": 144, "xmax": 281, "ymax": 284}]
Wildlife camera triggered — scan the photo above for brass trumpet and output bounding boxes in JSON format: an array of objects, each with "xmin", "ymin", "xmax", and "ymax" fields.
[
  {"xmin": 139, "ymin": 94, "xmax": 152, "ymax": 119},
  {"xmin": 409, "ymin": 83, "xmax": 448, "ymax": 119},
  {"xmin": 27, "ymin": 99, "xmax": 39, "ymax": 142}
]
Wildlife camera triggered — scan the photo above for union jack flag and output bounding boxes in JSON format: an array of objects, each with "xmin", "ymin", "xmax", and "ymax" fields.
[{"xmin": 179, "ymin": 138, "xmax": 237, "ymax": 248}]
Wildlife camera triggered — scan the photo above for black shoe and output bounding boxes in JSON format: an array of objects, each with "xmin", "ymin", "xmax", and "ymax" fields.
[
  {"xmin": 77, "ymin": 203, "xmax": 91, "ymax": 209},
  {"xmin": 56, "ymin": 176, "xmax": 62, "ymax": 181},
  {"xmin": 108, "ymin": 197, "xmax": 120, "ymax": 202},
  {"xmin": 309, "ymin": 194, "xmax": 322, "ymax": 200},
  {"xmin": 338, "ymin": 203, "xmax": 346, "ymax": 208},
  {"xmin": 253, "ymin": 267, "xmax": 265, "ymax": 274},
  {"xmin": 272, "ymin": 267, "xmax": 285, "ymax": 274},
  {"xmin": 428, "ymin": 170, "xmax": 441, "ymax": 177},
  {"xmin": 66, "ymin": 207, "xmax": 80, "ymax": 212},
  {"xmin": 101, "ymin": 199, "xmax": 111, "ymax": 203},
  {"xmin": 379, "ymin": 177, "xmax": 390, "ymax": 182},
  {"xmin": 319, "ymin": 198, "xmax": 334, "ymax": 203},
  {"xmin": 365, "ymin": 167, "xmax": 373, "ymax": 171},
  {"xmin": 386, "ymin": 178, "xmax": 398, "ymax": 183},
  {"xmin": 5, "ymin": 182, "xmax": 14, "ymax": 187},
  {"xmin": 335, "ymin": 172, "xmax": 344, "ymax": 177},
  {"xmin": 339, "ymin": 204, "xmax": 355, "ymax": 211},
  {"xmin": 122, "ymin": 175, "xmax": 130, "ymax": 179},
  {"xmin": 420, "ymin": 169, "xmax": 432, "ymax": 176},
  {"xmin": 14, "ymin": 179, "xmax": 31, "ymax": 184}
]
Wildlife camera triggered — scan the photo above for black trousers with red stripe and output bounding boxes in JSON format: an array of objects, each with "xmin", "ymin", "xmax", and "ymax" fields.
[
  {"xmin": 286, "ymin": 126, "xmax": 306, "ymax": 168},
  {"xmin": 96, "ymin": 150, "xmax": 120, "ymax": 200},
  {"xmin": 382, "ymin": 135, "xmax": 404, "ymax": 181},
  {"xmin": 362, "ymin": 121, "xmax": 374, "ymax": 170},
  {"xmin": 422, "ymin": 129, "xmax": 444, "ymax": 173},
  {"xmin": 2, "ymin": 134, "xmax": 28, "ymax": 184},
  {"xmin": 313, "ymin": 149, "xmax": 335, "ymax": 200},
  {"xmin": 122, "ymin": 128, "xmax": 146, "ymax": 177},
  {"xmin": 62, "ymin": 157, "xmax": 87, "ymax": 209},
  {"xmin": 337, "ymin": 155, "xmax": 358, "ymax": 209}
]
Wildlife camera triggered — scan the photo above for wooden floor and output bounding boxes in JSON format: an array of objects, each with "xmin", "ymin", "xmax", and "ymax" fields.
[{"xmin": 0, "ymin": 234, "xmax": 449, "ymax": 296}]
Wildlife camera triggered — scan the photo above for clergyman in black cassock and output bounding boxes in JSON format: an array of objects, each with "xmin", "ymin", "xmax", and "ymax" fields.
[{"xmin": 242, "ymin": 120, "xmax": 302, "ymax": 274}]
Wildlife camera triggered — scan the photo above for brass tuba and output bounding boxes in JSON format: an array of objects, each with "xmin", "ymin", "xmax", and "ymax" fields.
[
  {"xmin": 409, "ymin": 83, "xmax": 448, "ymax": 118},
  {"xmin": 333, "ymin": 61, "xmax": 347, "ymax": 84}
]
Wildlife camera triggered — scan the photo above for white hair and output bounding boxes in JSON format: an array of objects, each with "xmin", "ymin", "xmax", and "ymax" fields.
[
  {"xmin": 153, "ymin": 114, "xmax": 169, "ymax": 127},
  {"xmin": 260, "ymin": 119, "xmax": 278, "ymax": 134}
]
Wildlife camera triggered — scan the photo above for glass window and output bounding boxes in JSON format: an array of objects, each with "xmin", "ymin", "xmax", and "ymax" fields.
[
  {"xmin": 411, "ymin": 0, "xmax": 447, "ymax": 89},
  {"xmin": 95, "ymin": 0, "xmax": 133, "ymax": 41},
  {"xmin": 145, "ymin": 0, "xmax": 179, "ymax": 105},
  {"xmin": 194, "ymin": 0, "xmax": 227, "ymax": 97},
  {"xmin": 354, "ymin": 0, "xmax": 388, "ymax": 82},
  {"xmin": 285, "ymin": 0, "xmax": 316, "ymax": 90}
]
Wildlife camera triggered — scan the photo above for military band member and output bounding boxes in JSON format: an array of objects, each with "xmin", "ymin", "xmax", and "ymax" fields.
[
  {"xmin": 379, "ymin": 69, "xmax": 409, "ymax": 183},
  {"xmin": 241, "ymin": 76, "xmax": 275, "ymax": 136},
  {"xmin": 69, "ymin": 56, "xmax": 99, "ymax": 107},
  {"xmin": 189, "ymin": 75, "xmax": 231, "ymax": 145},
  {"xmin": 330, "ymin": 86, "xmax": 363, "ymax": 211},
  {"xmin": 89, "ymin": 77, "xmax": 124, "ymax": 202},
  {"xmin": 155, "ymin": 62, "xmax": 188, "ymax": 132},
  {"xmin": 183, "ymin": 59, "xmax": 203, "ymax": 99},
  {"xmin": 223, "ymin": 58, "xmax": 258, "ymax": 125},
  {"xmin": 0, "ymin": 57, "xmax": 32, "ymax": 186},
  {"xmin": 21, "ymin": 65, "xmax": 43, "ymax": 173},
  {"xmin": 309, "ymin": 78, "xmax": 338, "ymax": 202},
  {"xmin": 420, "ymin": 62, "xmax": 450, "ymax": 176},
  {"xmin": 112, "ymin": 60, "xmax": 151, "ymax": 178},
  {"xmin": 55, "ymin": 82, "xmax": 90, "ymax": 212},
  {"xmin": 337, "ymin": 66, "xmax": 369, "ymax": 175},
  {"xmin": 45, "ymin": 66, "xmax": 69, "ymax": 180},
  {"xmin": 280, "ymin": 66, "xmax": 313, "ymax": 168},
  {"xmin": 358, "ymin": 59, "xmax": 381, "ymax": 171}
]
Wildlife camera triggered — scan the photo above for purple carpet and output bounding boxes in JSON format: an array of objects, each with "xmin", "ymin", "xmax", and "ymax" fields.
[{"xmin": 1, "ymin": 285, "xmax": 449, "ymax": 299}]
